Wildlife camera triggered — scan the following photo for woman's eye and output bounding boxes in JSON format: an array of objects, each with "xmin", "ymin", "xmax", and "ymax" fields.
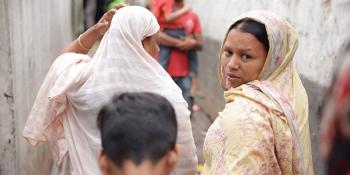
[
  {"xmin": 241, "ymin": 54, "xmax": 251, "ymax": 61},
  {"xmin": 224, "ymin": 50, "xmax": 233, "ymax": 57}
]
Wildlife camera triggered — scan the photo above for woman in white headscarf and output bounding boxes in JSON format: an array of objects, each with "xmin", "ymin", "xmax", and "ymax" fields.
[{"xmin": 22, "ymin": 5, "xmax": 197, "ymax": 175}]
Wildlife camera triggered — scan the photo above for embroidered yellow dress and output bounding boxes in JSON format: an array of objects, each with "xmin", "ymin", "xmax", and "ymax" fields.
[{"xmin": 203, "ymin": 11, "xmax": 313, "ymax": 175}]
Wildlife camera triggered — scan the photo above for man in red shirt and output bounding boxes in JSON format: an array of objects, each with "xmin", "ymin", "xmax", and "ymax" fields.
[
  {"xmin": 156, "ymin": 0, "xmax": 203, "ymax": 111},
  {"xmin": 151, "ymin": 0, "xmax": 191, "ymax": 31},
  {"xmin": 151, "ymin": 0, "xmax": 196, "ymax": 74}
]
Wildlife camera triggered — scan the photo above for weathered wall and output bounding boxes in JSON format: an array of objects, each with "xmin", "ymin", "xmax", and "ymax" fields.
[
  {"xmin": 0, "ymin": 0, "xmax": 73, "ymax": 174},
  {"xmin": 0, "ymin": 1, "xmax": 16, "ymax": 173},
  {"xmin": 187, "ymin": 0, "xmax": 350, "ymax": 174}
]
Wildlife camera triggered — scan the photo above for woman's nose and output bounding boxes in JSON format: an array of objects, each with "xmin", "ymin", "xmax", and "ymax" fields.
[{"xmin": 227, "ymin": 54, "xmax": 240, "ymax": 70}]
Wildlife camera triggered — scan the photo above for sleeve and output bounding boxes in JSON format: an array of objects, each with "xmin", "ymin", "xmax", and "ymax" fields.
[
  {"xmin": 151, "ymin": 0, "xmax": 161, "ymax": 19},
  {"xmin": 217, "ymin": 99, "xmax": 293, "ymax": 174},
  {"xmin": 22, "ymin": 53, "xmax": 92, "ymax": 165},
  {"xmin": 151, "ymin": 0, "xmax": 173, "ymax": 21},
  {"xmin": 160, "ymin": 0, "xmax": 174, "ymax": 15},
  {"xmin": 192, "ymin": 13, "xmax": 202, "ymax": 34}
]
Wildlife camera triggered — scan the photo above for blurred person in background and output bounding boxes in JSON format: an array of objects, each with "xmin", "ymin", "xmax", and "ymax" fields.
[
  {"xmin": 152, "ymin": 0, "xmax": 203, "ymax": 112},
  {"xmin": 320, "ymin": 44, "xmax": 350, "ymax": 175}
]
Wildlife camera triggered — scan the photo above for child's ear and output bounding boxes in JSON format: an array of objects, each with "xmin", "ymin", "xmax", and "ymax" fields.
[
  {"xmin": 97, "ymin": 150, "xmax": 110, "ymax": 175},
  {"xmin": 166, "ymin": 144, "xmax": 180, "ymax": 171}
]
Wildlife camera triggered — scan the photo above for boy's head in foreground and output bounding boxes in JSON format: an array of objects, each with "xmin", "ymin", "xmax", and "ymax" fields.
[{"xmin": 97, "ymin": 92, "xmax": 179, "ymax": 175}]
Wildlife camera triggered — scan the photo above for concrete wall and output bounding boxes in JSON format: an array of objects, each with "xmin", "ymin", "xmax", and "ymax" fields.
[
  {"xmin": 188, "ymin": 0, "xmax": 350, "ymax": 174},
  {"xmin": 0, "ymin": 0, "xmax": 73, "ymax": 174}
]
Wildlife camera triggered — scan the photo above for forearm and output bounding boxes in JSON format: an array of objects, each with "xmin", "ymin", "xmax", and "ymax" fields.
[
  {"xmin": 158, "ymin": 31, "xmax": 182, "ymax": 47},
  {"xmin": 193, "ymin": 33, "xmax": 203, "ymax": 51},
  {"xmin": 61, "ymin": 26, "xmax": 101, "ymax": 54},
  {"xmin": 165, "ymin": 8, "xmax": 188, "ymax": 22}
]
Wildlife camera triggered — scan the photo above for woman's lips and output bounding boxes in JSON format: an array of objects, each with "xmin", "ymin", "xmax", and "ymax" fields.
[{"xmin": 226, "ymin": 73, "xmax": 240, "ymax": 81}]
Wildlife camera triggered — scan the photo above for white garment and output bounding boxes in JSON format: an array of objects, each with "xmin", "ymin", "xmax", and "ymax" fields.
[{"xmin": 23, "ymin": 6, "xmax": 197, "ymax": 175}]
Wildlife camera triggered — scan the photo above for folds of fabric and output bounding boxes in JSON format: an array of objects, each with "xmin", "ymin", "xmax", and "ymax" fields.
[
  {"xmin": 204, "ymin": 84, "xmax": 296, "ymax": 174},
  {"xmin": 23, "ymin": 6, "xmax": 197, "ymax": 175},
  {"xmin": 206, "ymin": 10, "xmax": 314, "ymax": 174},
  {"xmin": 22, "ymin": 53, "xmax": 92, "ymax": 165}
]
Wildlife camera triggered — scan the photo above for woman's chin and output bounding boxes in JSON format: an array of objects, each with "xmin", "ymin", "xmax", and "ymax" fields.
[{"xmin": 224, "ymin": 80, "xmax": 242, "ymax": 90}]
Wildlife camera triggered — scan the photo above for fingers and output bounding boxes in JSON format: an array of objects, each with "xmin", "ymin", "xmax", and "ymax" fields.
[
  {"xmin": 100, "ymin": 9, "xmax": 116, "ymax": 25},
  {"xmin": 101, "ymin": 3, "xmax": 126, "ymax": 23},
  {"xmin": 101, "ymin": 3, "xmax": 126, "ymax": 22},
  {"xmin": 105, "ymin": 9, "xmax": 117, "ymax": 19},
  {"xmin": 93, "ymin": 4, "xmax": 126, "ymax": 36},
  {"xmin": 94, "ymin": 19, "xmax": 109, "ymax": 35},
  {"xmin": 95, "ymin": 21, "xmax": 107, "ymax": 30},
  {"xmin": 102, "ymin": 19, "xmax": 109, "ymax": 27}
]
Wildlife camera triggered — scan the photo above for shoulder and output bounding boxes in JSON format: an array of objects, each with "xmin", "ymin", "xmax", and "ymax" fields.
[
  {"xmin": 55, "ymin": 52, "xmax": 91, "ymax": 64},
  {"xmin": 219, "ymin": 86, "xmax": 283, "ymax": 143},
  {"xmin": 51, "ymin": 53, "xmax": 91, "ymax": 73},
  {"xmin": 218, "ymin": 89, "xmax": 277, "ymax": 151},
  {"xmin": 224, "ymin": 84, "xmax": 283, "ymax": 117}
]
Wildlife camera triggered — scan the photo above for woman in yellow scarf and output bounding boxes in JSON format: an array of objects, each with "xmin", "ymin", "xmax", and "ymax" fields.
[{"xmin": 202, "ymin": 11, "xmax": 314, "ymax": 174}]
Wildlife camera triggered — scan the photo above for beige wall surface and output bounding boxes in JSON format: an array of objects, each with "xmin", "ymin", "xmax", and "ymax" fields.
[
  {"xmin": 187, "ymin": 0, "xmax": 350, "ymax": 174},
  {"xmin": 0, "ymin": 0, "xmax": 73, "ymax": 174}
]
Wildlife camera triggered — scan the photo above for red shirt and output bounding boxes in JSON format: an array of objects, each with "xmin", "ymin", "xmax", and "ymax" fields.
[
  {"xmin": 167, "ymin": 49, "xmax": 189, "ymax": 77},
  {"xmin": 151, "ymin": 0, "xmax": 183, "ymax": 30},
  {"xmin": 178, "ymin": 11, "xmax": 202, "ymax": 35},
  {"xmin": 166, "ymin": 11, "xmax": 202, "ymax": 77}
]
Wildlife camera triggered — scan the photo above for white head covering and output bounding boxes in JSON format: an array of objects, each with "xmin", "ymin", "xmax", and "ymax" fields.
[
  {"xmin": 73, "ymin": 6, "xmax": 198, "ymax": 174},
  {"xmin": 76, "ymin": 6, "xmax": 183, "ymax": 109},
  {"xmin": 23, "ymin": 6, "xmax": 197, "ymax": 175}
]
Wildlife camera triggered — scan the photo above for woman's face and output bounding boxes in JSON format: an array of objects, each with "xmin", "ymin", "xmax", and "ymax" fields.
[
  {"xmin": 220, "ymin": 29, "xmax": 267, "ymax": 90},
  {"xmin": 142, "ymin": 32, "xmax": 160, "ymax": 59}
]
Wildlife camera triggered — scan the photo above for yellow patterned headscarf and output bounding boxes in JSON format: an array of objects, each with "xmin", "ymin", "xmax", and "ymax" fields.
[{"xmin": 219, "ymin": 10, "xmax": 313, "ymax": 174}]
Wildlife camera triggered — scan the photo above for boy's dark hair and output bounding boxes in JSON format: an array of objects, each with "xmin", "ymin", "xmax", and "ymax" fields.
[
  {"xmin": 230, "ymin": 18, "xmax": 270, "ymax": 54},
  {"xmin": 97, "ymin": 92, "xmax": 177, "ymax": 167}
]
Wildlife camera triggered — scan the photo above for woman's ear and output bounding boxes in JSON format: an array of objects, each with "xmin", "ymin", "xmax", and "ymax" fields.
[
  {"xmin": 97, "ymin": 150, "xmax": 110, "ymax": 175},
  {"xmin": 141, "ymin": 36, "xmax": 150, "ymax": 47},
  {"xmin": 166, "ymin": 144, "xmax": 180, "ymax": 171}
]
